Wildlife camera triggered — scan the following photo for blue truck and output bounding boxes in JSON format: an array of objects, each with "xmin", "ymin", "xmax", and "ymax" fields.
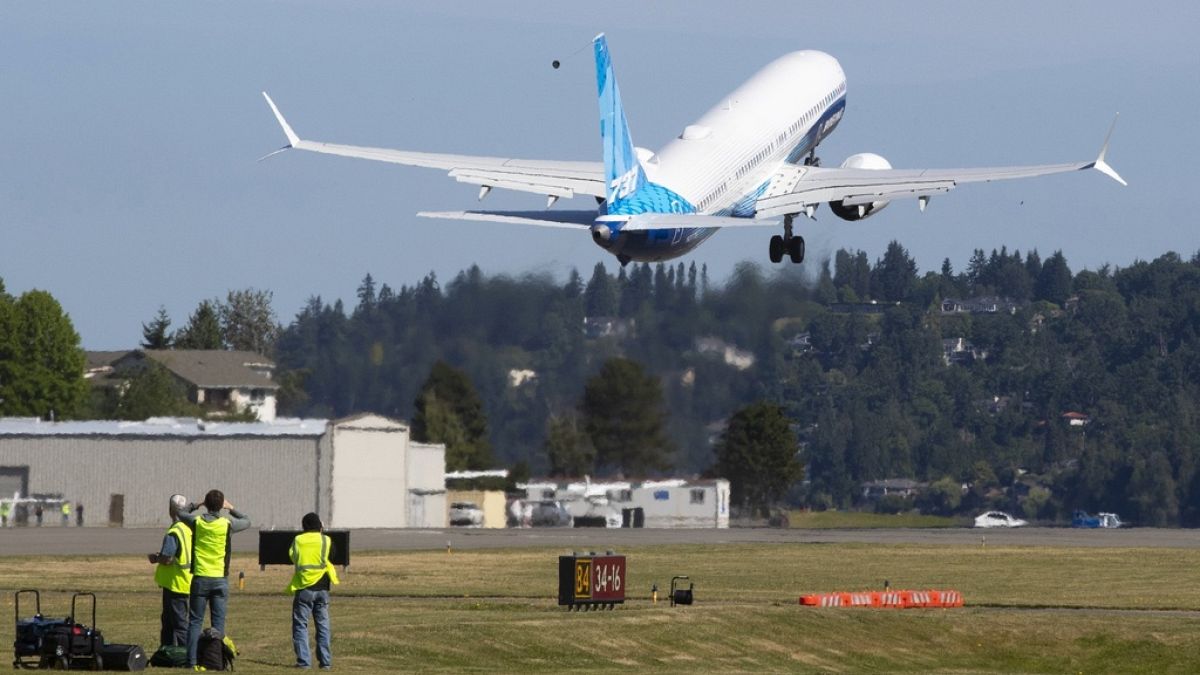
[{"xmin": 1071, "ymin": 510, "xmax": 1124, "ymax": 528}]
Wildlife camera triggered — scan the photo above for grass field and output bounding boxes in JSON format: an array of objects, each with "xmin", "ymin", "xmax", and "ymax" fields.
[
  {"xmin": 4, "ymin": 543, "xmax": 1200, "ymax": 672},
  {"xmin": 786, "ymin": 510, "xmax": 963, "ymax": 529}
]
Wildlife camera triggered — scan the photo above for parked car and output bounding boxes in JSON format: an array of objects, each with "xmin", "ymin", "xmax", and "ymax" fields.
[
  {"xmin": 1072, "ymin": 510, "xmax": 1124, "ymax": 528},
  {"xmin": 530, "ymin": 500, "xmax": 573, "ymax": 527},
  {"xmin": 973, "ymin": 511, "xmax": 1028, "ymax": 528},
  {"xmin": 449, "ymin": 501, "xmax": 484, "ymax": 527}
]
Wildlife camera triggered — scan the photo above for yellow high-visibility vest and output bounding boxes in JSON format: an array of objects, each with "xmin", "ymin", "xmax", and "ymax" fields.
[
  {"xmin": 286, "ymin": 531, "xmax": 340, "ymax": 594},
  {"xmin": 155, "ymin": 520, "xmax": 194, "ymax": 594},
  {"xmin": 191, "ymin": 516, "xmax": 231, "ymax": 578},
  {"xmin": 61, "ymin": 502, "xmax": 70, "ymax": 515}
]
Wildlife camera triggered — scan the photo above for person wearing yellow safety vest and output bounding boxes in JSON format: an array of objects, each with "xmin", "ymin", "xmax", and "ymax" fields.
[
  {"xmin": 176, "ymin": 489, "xmax": 251, "ymax": 670},
  {"xmin": 149, "ymin": 494, "xmax": 194, "ymax": 647},
  {"xmin": 60, "ymin": 501, "xmax": 71, "ymax": 526},
  {"xmin": 288, "ymin": 512, "xmax": 339, "ymax": 670},
  {"xmin": 0, "ymin": 500, "xmax": 9, "ymax": 527}
]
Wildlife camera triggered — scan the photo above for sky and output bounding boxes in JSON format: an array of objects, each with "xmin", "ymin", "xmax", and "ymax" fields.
[{"xmin": 1, "ymin": 1, "xmax": 1197, "ymax": 349}]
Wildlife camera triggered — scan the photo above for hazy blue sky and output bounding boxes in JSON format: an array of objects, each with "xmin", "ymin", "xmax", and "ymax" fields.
[{"xmin": 2, "ymin": 1, "xmax": 1196, "ymax": 348}]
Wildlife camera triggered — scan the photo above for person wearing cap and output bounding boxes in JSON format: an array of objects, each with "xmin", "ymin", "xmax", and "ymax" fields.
[
  {"xmin": 177, "ymin": 489, "xmax": 251, "ymax": 670},
  {"xmin": 149, "ymin": 495, "xmax": 194, "ymax": 647},
  {"xmin": 288, "ymin": 512, "xmax": 339, "ymax": 670}
]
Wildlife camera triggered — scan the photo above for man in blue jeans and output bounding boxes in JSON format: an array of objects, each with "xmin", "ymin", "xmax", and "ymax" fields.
[
  {"xmin": 177, "ymin": 489, "xmax": 250, "ymax": 670},
  {"xmin": 288, "ymin": 512, "xmax": 339, "ymax": 670}
]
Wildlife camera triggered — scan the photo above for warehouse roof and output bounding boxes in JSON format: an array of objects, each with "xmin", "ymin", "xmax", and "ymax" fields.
[{"xmin": 0, "ymin": 416, "xmax": 328, "ymax": 438}]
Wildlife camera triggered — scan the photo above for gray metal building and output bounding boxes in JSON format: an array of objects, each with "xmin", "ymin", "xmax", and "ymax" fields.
[{"xmin": 0, "ymin": 413, "xmax": 444, "ymax": 529}]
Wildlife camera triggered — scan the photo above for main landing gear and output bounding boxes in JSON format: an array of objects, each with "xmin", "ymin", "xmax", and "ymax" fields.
[{"xmin": 769, "ymin": 214, "xmax": 805, "ymax": 264}]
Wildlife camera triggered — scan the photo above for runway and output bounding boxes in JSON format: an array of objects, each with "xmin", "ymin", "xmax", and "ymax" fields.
[{"xmin": 3, "ymin": 525, "xmax": 1199, "ymax": 557}]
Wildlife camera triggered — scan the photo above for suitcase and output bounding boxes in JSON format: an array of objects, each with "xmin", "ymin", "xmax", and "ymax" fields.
[
  {"xmin": 12, "ymin": 589, "xmax": 69, "ymax": 669},
  {"xmin": 99, "ymin": 643, "xmax": 147, "ymax": 671}
]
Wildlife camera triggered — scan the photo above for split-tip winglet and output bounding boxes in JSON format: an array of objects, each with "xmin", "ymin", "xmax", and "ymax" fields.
[
  {"xmin": 1092, "ymin": 113, "xmax": 1127, "ymax": 186},
  {"xmin": 261, "ymin": 91, "xmax": 300, "ymax": 148}
]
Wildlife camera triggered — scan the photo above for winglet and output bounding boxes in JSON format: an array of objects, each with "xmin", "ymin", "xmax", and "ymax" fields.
[
  {"xmin": 1091, "ymin": 114, "xmax": 1127, "ymax": 186},
  {"xmin": 262, "ymin": 92, "xmax": 300, "ymax": 148}
]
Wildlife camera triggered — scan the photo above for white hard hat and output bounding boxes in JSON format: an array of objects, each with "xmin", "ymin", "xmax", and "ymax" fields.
[{"xmin": 169, "ymin": 494, "xmax": 188, "ymax": 513}]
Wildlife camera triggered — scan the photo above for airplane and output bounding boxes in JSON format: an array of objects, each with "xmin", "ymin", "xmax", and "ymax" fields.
[{"xmin": 261, "ymin": 33, "xmax": 1124, "ymax": 266}]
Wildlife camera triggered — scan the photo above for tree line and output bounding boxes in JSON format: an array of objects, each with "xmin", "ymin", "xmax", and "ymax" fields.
[{"xmin": 6, "ymin": 241, "xmax": 1200, "ymax": 524}]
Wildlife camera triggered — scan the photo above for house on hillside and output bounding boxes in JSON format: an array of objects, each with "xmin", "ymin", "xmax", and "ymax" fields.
[
  {"xmin": 695, "ymin": 337, "xmax": 756, "ymax": 370},
  {"xmin": 583, "ymin": 316, "xmax": 635, "ymax": 339},
  {"xmin": 91, "ymin": 349, "xmax": 279, "ymax": 421},
  {"xmin": 942, "ymin": 337, "xmax": 988, "ymax": 365},
  {"xmin": 941, "ymin": 297, "xmax": 1022, "ymax": 315},
  {"xmin": 1061, "ymin": 411, "xmax": 1091, "ymax": 427},
  {"xmin": 861, "ymin": 478, "xmax": 924, "ymax": 501}
]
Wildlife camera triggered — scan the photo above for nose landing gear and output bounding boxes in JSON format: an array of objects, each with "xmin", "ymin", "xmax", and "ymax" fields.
[{"xmin": 768, "ymin": 214, "xmax": 805, "ymax": 263}]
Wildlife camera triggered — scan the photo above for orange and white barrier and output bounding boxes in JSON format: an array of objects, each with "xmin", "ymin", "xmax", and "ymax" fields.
[{"xmin": 799, "ymin": 589, "xmax": 963, "ymax": 609}]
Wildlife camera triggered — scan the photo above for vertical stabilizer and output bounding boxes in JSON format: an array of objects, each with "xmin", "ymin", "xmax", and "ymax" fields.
[
  {"xmin": 593, "ymin": 34, "xmax": 695, "ymax": 217},
  {"xmin": 594, "ymin": 34, "xmax": 647, "ymax": 213}
]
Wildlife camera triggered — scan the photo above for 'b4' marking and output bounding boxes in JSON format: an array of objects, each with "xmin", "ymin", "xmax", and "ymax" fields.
[{"xmin": 574, "ymin": 559, "xmax": 592, "ymax": 599}]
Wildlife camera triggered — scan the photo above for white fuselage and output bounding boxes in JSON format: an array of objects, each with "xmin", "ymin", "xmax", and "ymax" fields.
[{"xmin": 609, "ymin": 51, "xmax": 847, "ymax": 261}]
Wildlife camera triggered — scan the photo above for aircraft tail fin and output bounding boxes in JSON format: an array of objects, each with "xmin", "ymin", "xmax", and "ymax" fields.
[
  {"xmin": 593, "ymin": 34, "xmax": 695, "ymax": 216},
  {"xmin": 594, "ymin": 34, "xmax": 648, "ymax": 213}
]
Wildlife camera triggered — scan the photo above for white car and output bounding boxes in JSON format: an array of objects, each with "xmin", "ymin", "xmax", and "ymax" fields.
[
  {"xmin": 973, "ymin": 511, "xmax": 1028, "ymax": 528},
  {"xmin": 449, "ymin": 501, "xmax": 484, "ymax": 527}
]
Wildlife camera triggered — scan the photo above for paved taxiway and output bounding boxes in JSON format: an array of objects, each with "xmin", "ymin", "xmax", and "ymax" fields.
[{"xmin": 2, "ymin": 526, "xmax": 1198, "ymax": 557}]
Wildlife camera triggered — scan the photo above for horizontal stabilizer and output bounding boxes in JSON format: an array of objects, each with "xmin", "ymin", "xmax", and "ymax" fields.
[
  {"xmin": 417, "ymin": 210, "xmax": 596, "ymax": 229},
  {"xmin": 614, "ymin": 213, "xmax": 777, "ymax": 231}
]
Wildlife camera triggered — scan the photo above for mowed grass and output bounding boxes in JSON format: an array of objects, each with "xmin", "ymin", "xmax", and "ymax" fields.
[
  {"xmin": 3, "ymin": 543, "xmax": 1200, "ymax": 672},
  {"xmin": 786, "ymin": 510, "xmax": 963, "ymax": 529}
]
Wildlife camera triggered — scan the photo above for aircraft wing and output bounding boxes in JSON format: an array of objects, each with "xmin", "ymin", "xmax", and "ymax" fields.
[
  {"xmin": 261, "ymin": 93, "xmax": 606, "ymax": 200},
  {"xmin": 756, "ymin": 117, "xmax": 1126, "ymax": 219}
]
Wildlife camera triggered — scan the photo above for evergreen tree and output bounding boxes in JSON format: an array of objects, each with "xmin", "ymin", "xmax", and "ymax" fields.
[
  {"xmin": 412, "ymin": 361, "xmax": 492, "ymax": 470},
  {"xmin": 584, "ymin": 262, "xmax": 616, "ymax": 316},
  {"xmin": 141, "ymin": 306, "xmax": 173, "ymax": 349},
  {"xmin": 715, "ymin": 401, "xmax": 803, "ymax": 511},
  {"xmin": 115, "ymin": 362, "xmax": 195, "ymax": 420},
  {"xmin": 355, "ymin": 273, "xmax": 377, "ymax": 313},
  {"xmin": 174, "ymin": 300, "xmax": 223, "ymax": 350},
  {"xmin": 872, "ymin": 240, "xmax": 919, "ymax": 302},
  {"xmin": 543, "ymin": 414, "xmax": 595, "ymax": 477},
  {"xmin": 1036, "ymin": 250, "xmax": 1073, "ymax": 305},
  {"xmin": 580, "ymin": 357, "xmax": 673, "ymax": 475}
]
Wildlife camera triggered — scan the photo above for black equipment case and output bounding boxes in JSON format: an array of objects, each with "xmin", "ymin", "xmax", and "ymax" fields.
[
  {"xmin": 12, "ymin": 589, "xmax": 68, "ymax": 669},
  {"xmin": 36, "ymin": 592, "xmax": 104, "ymax": 670},
  {"xmin": 98, "ymin": 643, "xmax": 148, "ymax": 671}
]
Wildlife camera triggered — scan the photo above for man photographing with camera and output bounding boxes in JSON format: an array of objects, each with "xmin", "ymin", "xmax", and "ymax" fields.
[{"xmin": 176, "ymin": 489, "xmax": 250, "ymax": 670}]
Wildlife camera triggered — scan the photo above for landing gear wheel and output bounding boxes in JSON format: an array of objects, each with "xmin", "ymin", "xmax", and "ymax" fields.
[
  {"xmin": 788, "ymin": 236, "xmax": 805, "ymax": 263},
  {"xmin": 768, "ymin": 235, "xmax": 784, "ymax": 263}
]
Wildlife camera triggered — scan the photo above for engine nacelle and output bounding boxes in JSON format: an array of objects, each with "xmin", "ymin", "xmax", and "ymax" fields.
[{"xmin": 830, "ymin": 152, "xmax": 892, "ymax": 221}]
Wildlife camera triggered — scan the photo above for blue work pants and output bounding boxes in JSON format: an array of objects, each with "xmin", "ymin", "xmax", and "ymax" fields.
[
  {"xmin": 186, "ymin": 576, "xmax": 228, "ymax": 665},
  {"xmin": 292, "ymin": 588, "xmax": 332, "ymax": 668}
]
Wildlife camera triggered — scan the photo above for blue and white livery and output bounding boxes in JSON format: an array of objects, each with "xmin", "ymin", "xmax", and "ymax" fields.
[{"xmin": 262, "ymin": 34, "xmax": 1124, "ymax": 265}]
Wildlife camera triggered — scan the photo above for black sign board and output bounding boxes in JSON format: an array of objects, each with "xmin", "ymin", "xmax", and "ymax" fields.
[
  {"xmin": 258, "ymin": 530, "xmax": 351, "ymax": 569},
  {"xmin": 557, "ymin": 553, "xmax": 626, "ymax": 610}
]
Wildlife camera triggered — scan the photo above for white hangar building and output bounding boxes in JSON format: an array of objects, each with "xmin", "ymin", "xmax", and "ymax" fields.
[{"xmin": 0, "ymin": 413, "xmax": 445, "ymax": 529}]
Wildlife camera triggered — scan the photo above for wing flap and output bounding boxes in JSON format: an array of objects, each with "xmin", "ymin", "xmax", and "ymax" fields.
[{"xmin": 449, "ymin": 170, "xmax": 582, "ymax": 198}]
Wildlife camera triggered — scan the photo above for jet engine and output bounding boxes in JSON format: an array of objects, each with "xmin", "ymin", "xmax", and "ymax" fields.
[
  {"xmin": 591, "ymin": 223, "xmax": 615, "ymax": 245},
  {"xmin": 829, "ymin": 152, "xmax": 892, "ymax": 221}
]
